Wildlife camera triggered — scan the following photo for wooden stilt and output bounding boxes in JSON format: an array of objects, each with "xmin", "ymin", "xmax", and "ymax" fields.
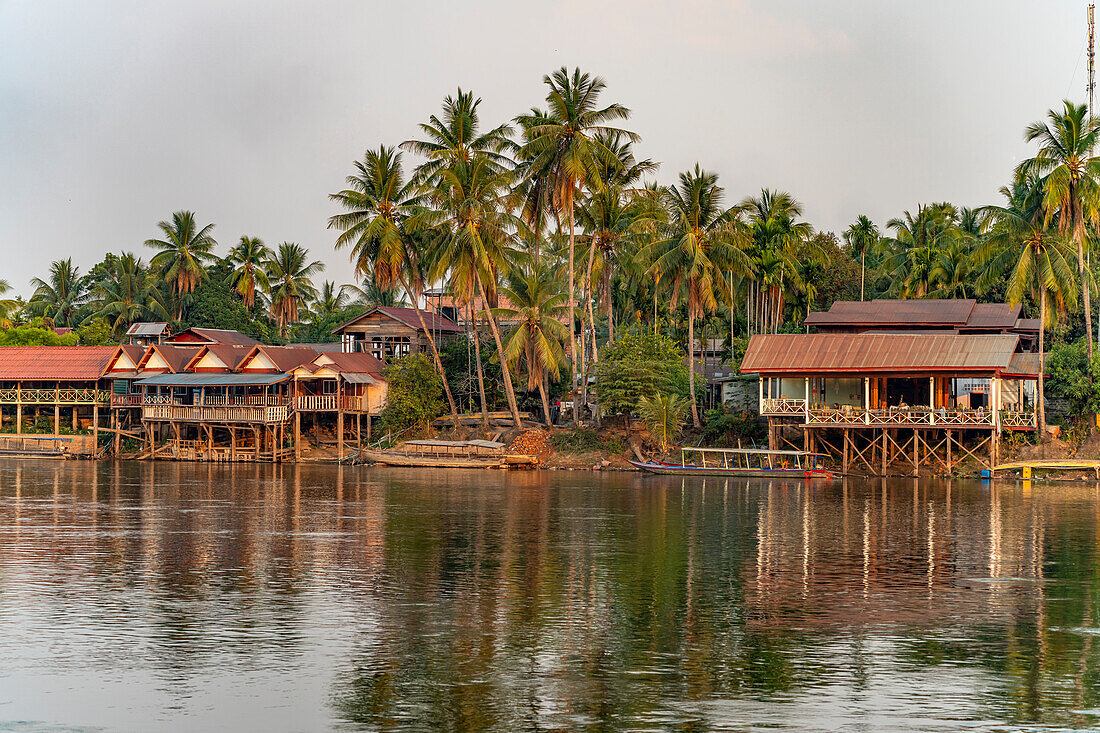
[
  {"xmin": 54, "ymin": 402, "xmax": 60, "ymax": 435},
  {"xmin": 337, "ymin": 410, "xmax": 344, "ymax": 461},
  {"xmin": 294, "ymin": 411, "xmax": 301, "ymax": 462},
  {"xmin": 842, "ymin": 429, "xmax": 849, "ymax": 474},
  {"xmin": 881, "ymin": 429, "xmax": 887, "ymax": 475},
  {"xmin": 113, "ymin": 409, "xmax": 120, "ymax": 455},
  {"xmin": 946, "ymin": 430, "xmax": 952, "ymax": 474},
  {"xmin": 231, "ymin": 426, "xmax": 237, "ymax": 461},
  {"xmin": 93, "ymin": 403, "xmax": 99, "ymax": 451},
  {"xmin": 356, "ymin": 413, "xmax": 362, "ymax": 456},
  {"xmin": 912, "ymin": 428, "xmax": 919, "ymax": 476}
]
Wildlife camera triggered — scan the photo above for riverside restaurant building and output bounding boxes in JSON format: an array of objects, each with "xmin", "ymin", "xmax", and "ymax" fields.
[{"xmin": 740, "ymin": 299, "xmax": 1041, "ymax": 475}]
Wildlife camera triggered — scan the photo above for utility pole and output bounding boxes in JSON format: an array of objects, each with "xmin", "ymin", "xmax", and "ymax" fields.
[{"xmin": 1090, "ymin": 4, "xmax": 1096, "ymax": 119}]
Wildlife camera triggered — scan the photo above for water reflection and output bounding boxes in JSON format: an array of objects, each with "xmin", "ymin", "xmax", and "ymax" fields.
[{"xmin": 1, "ymin": 461, "xmax": 1100, "ymax": 730}]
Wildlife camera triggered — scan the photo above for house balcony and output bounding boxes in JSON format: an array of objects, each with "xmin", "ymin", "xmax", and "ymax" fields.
[
  {"xmin": 760, "ymin": 398, "xmax": 807, "ymax": 416},
  {"xmin": 142, "ymin": 403, "xmax": 289, "ymax": 424},
  {"xmin": 0, "ymin": 388, "xmax": 110, "ymax": 405},
  {"xmin": 293, "ymin": 395, "xmax": 370, "ymax": 412}
]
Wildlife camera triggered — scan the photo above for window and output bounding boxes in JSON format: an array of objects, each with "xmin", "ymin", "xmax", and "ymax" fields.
[{"xmin": 322, "ymin": 380, "xmax": 337, "ymax": 395}]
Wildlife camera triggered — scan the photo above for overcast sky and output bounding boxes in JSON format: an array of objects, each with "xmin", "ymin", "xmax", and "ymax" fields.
[{"xmin": 0, "ymin": 1, "xmax": 1090, "ymax": 296}]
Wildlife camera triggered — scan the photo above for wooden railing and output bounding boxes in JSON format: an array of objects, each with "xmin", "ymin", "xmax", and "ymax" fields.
[
  {"xmin": 0, "ymin": 388, "xmax": 110, "ymax": 405},
  {"xmin": 761, "ymin": 398, "xmax": 807, "ymax": 415},
  {"xmin": 804, "ymin": 407, "xmax": 996, "ymax": 427},
  {"xmin": 1001, "ymin": 410, "xmax": 1036, "ymax": 428},
  {"xmin": 142, "ymin": 404, "xmax": 289, "ymax": 424},
  {"xmin": 111, "ymin": 394, "xmax": 144, "ymax": 407},
  {"xmin": 294, "ymin": 395, "xmax": 370, "ymax": 412},
  {"xmin": 199, "ymin": 394, "xmax": 287, "ymax": 407}
]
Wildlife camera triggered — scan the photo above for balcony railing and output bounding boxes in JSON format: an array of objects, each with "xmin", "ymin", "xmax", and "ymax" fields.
[
  {"xmin": 0, "ymin": 388, "xmax": 110, "ymax": 405},
  {"xmin": 294, "ymin": 395, "xmax": 370, "ymax": 412},
  {"xmin": 1000, "ymin": 410, "xmax": 1037, "ymax": 429},
  {"xmin": 142, "ymin": 404, "xmax": 289, "ymax": 424},
  {"xmin": 760, "ymin": 397, "xmax": 807, "ymax": 415},
  {"xmin": 803, "ymin": 406, "xmax": 996, "ymax": 427},
  {"xmin": 111, "ymin": 394, "xmax": 144, "ymax": 407}
]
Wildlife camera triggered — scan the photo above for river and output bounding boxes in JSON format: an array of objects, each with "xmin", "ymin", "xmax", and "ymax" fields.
[{"xmin": 0, "ymin": 460, "xmax": 1098, "ymax": 731}]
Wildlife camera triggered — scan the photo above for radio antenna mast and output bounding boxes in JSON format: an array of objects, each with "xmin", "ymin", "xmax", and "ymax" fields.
[{"xmin": 1090, "ymin": 4, "xmax": 1096, "ymax": 119}]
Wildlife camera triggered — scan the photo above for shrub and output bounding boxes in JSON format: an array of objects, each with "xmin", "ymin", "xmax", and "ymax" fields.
[
  {"xmin": 638, "ymin": 393, "xmax": 688, "ymax": 453},
  {"xmin": 379, "ymin": 353, "xmax": 445, "ymax": 435},
  {"xmin": 702, "ymin": 405, "xmax": 768, "ymax": 447},
  {"xmin": 595, "ymin": 326, "xmax": 689, "ymax": 421},
  {"xmin": 550, "ymin": 427, "xmax": 624, "ymax": 455}
]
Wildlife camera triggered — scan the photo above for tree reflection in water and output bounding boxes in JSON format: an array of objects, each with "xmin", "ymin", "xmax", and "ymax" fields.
[{"xmin": 1, "ymin": 461, "xmax": 1100, "ymax": 730}]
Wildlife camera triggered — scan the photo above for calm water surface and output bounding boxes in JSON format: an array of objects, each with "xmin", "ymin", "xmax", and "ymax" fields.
[{"xmin": 0, "ymin": 460, "xmax": 1099, "ymax": 731}]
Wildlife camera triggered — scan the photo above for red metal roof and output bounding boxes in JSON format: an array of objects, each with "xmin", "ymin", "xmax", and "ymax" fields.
[
  {"xmin": 961, "ymin": 302, "xmax": 1021, "ymax": 329},
  {"xmin": 241, "ymin": 345, "xmax": 320, "ymax": 372},
  {"xmin": 321, "ymin": 351, "xmax": 386, "ymax": 376},
  {"xmin": 0, "ymin": 346, "xmax": 116, "ymax": 381},
  {"xmin": 331, "ymin": 307, "xmax": 464, "ymax": 335},
  {"xmin": 138, "ymin": 344, "xmax": 202, "ymax": 372},
  {"xmin": 165, "ymin": 328, "xmax": 259, "ymax": 347},
  {"xmin": 805, "ymin": 299, "xmax": 977, "ymax": 327},
  {"xmin": 183, "ymin": 344, "xmax": 251, "ymax": 371},
  {"xmin": 1003, "ymin": 352, "xmax": 1043, "ymax": 378},
  {"xmin": 740, "ymin": 333, "xmax": 1020, "ymax": 374}
]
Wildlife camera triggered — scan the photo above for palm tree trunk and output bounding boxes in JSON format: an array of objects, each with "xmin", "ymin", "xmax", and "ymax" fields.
[
  {"xmin": 1080, "ymin": 231, "xmax": 1094, "ymax": 363},
  {"xmin": 538, "ymin": 375, "xmax": 552, "ymax": 428},
  {"xmin": 476, "ymin": 271, "xmax": 522, "ymax": 427},
  {"xmin": 860, "ymin": 251, "xmax": 866, "ymax": 301},
  {"xmin": 1039, "ymin": 287, "xmax": 1047, "ymax": 441},
  {"xmin": 472, "ymin": 310, "xmax": 489, "ymax": 432},
  {"xmin": 688, "ymin": 314, "xmax": 700, "ymax": 429},
  {"xmin": 585, "ymin": 238, "xmax": 598, "ymax": 364},
  {"xmin": 399, "ymin": 277, "xmax": 459, "ymax": 421},
  {"xmin": 606, "ymin": 295, "xmax": 614, "ymax": 344},
  {"xmin": 568, "ymin": 194, "xmax": 577, "ymax": 423}
]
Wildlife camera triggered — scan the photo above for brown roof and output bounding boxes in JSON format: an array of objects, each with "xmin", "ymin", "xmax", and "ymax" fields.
[
  {"xmin": 961, "ymin": 302, "xmax": 1021, "ymax": 329},
  {"xmin": 242, "ymin": 345, "xmax": 320, "ymax": 372},
  {"xmin": 331, "ymin": 306, "xmax": 464, "ymax": 335},
  {"xmin": 139, "ymin": 344, "xmax": 202, "ymax": 372},
  {"xmin": 1014, "ymin": 317, "xmax": 1041, "ymax": 333},
  {"xmin": 740, "ymin": 333, "xmax": 1020, "ymax": 374},
  {"xmin": 0, "ymin": 346, "xmax": 116, "ymax": 381},
  {"xmin": 805, "ymin": 299, "xmax": 977, "ymax": 327},
  {"xmin": 184, "ymin": 344, "xmax": 251, "ymax": 371},
  {"xmin": 165, "ymin": 327, "xmax": 259, "ymax": 347},
  {"xmin": 1003, "ymin": 352, "xmax": 1043, "ymax": 378},
  {"xmin": 321, "ymin": 352, "xmax": 386, "ymax": 376}
]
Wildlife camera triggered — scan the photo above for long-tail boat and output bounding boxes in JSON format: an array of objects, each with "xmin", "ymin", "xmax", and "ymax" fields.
[{"xmin": 629, "ymin": 447, "xmax": 833, "ymax": 479}]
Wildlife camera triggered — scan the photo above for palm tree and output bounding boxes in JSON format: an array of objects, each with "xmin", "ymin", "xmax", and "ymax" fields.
[
  {"xmin": 878, "ymin": 204, "xmax": 959, "ymax": 298},
  {"xmin": 494, "ymin": 264, "xmax": 570, "ymax": 426},
  {"xmin": 0, "ymin": 279, "xmax": 19, "ymax": 324},
  {"xmin": 327, "ymin": 145, "xmax": 460, "ymax": 420},
  {"xmin": 643, "ymin": 165, "xmax": 752, "ymax": 428},
  {"xmin": 1018, "ymin": 101, "xmax": 1100, "ymax": 361},
  {"xmin": 345, "ymin": 280, "xmax": 410, "ymax": 309},
  {"xmin": 415, "ymin": 153, "xmax": 525, "ymax": 427},
  {"xmin": 144, "ymin": 211, "xmax": 217, "ymax": 320},
  {"xmin": 265, "ymin": 242, "xmax": 323, "ymax": 336},
  {"xmin": 94, "ymin": 253, "xmax": 168, "ymax": 336},
  {"xmin": 28, "ymin": 258, "xmax": 89, "ymax": 327},
  {"xmin": 225, "ymin": 236, "xmax": 271, "ymax": 309},
  {"xmin": 843, "ymin": 215, "xmax": 879, "ymax": 301},
  {"xmin": 401, "ymin": 88, "xmax": 514, "ymax": 183},
  {"xmin": 977, "ymin": 176, "xmax": 1079, "ymax": 438},
  {"xmin": 517, "ymin": 67, "xmax": 637, "ymax": 400},
  {"xmin": 312, "ymin": 280, "xmax": 351, "ymax": 321},
  {"xmin": 740, "ymin": 189, "xmax": 815, "ymax": 334}
]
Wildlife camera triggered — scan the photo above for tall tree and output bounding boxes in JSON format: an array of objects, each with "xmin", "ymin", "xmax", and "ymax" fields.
[
  {"xmin": 877, "ymin": 204, "xmax": 959, "ymax": 299},
  {"xmin": 740, "ymin": 189, "xmax": 815, "ymax": 333},
  {"xmin": 144, "ymin": 211, "xmax": 217, "ymax": 320},
  {"xmin": 415, "ymin": 153, "xmax": 525, "ymax": 426},
  {"xmin": 94, "ymin": 252, "xmax": 168, "ymax": 336},
  {"xmin": 643, "ymin": 165, "xmax": 752, "ymax": 428},
  {"xmin": 265, "ymin": 242, "xmax": 323, "ymax": 336},
  {"xmin": 313, "ymin": 280, "xmax": 351, "ymax": 321},
  {"xmin": 977, "ymin": 176, "xmax": 1079, "ymax": 438},
  {"xmin": 327, "ymin": 145, "xmax": 460, "ymax": 419},
  {"xmin": 518, "ymin": 67, "xmax": 636, "ymax": 413},
  {"xmin": 0, "ymin": 280, "xmax": 17, "ymax": 324},
  {"xmin": 1018, "ymin": 100, "xmax": 1100, "ymax": 361},
  {"xmin": 225, "ymin": 236, "xmax": 271, "ymax": 309},
  {"xmin": 401, "ymin": 88, "xmax": 514, "ymax": 183},
  {"xmin": 843, "ymin": 215, "xmax": 879, "ymax": 301},
  {"xmin": 494, "ymin": 264, "xmax": 570, "ymax": 426},
  {"xmin": 27, "ymin": 258, "xmax": 89, "ymax": 327}
]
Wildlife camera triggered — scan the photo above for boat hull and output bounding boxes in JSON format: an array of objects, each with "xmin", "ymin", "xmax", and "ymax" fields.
[
  {"xmin": 360, "ymin": 450, "xmax": 537, "ymax": 469},
  {"xmin": 628, "ymin": 460, "xmax": 832, "ymax": 479}
]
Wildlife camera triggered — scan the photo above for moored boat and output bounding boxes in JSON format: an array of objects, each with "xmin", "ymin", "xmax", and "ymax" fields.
[{"xmin": 629, "ymin": 447, "xmax": 833, "ymax": 479}]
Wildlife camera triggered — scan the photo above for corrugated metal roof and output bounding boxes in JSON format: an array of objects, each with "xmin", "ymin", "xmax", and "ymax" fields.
[
  {"xmin": 1015, "ymin": 318, "xmax": 1041, "ymax": 332},
  {"xmin": 322, "ymin": 351, "xmax": 386, "ymax": 375},
  {"xmin": 341, "ymin": 373, "xmax": 380, "ymax": 384},
  {"xmin": 135, "ymin": 373, "xmax": 289, "ymax": 386},
  {"xmin": 0, "ymin": 346, "xmax": 116, "ymax": 381},
  {"xmin": 125, "ymin": 322, "xmax": 169, "ymax": 336},
  {"xmin": 740, "ymin": 333, "xmax": 1019, "ymax": 374},
  {"xmin": 165, "ymin": 328, "xmax": 259, "ymax": 347},
  {"xmin": 245, "ymin": 346, "xmax": 320, "ymax": 372},
  {"xmin": 331, "ymin": 306, "xmax": 464, "ymax": 335},
  {"xmin": 805, "ymin": 299, "xmax": 977, "ymax": 326},
  {"xmin": 963, "ymin": 302, "xmax": 1021, "ymax": 329},
  {"xmin": 1003, "ymin": 352, "xmax": 1043, "ymax": 377}
]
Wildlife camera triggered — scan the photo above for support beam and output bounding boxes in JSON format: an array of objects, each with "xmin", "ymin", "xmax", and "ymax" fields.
[
  {"xmin": 843, "ymin": 429, "xmax": 849, "ymax": 474},
  {"xmin": 295, "ymin": 411, "xmax": 301, "ymax": 462}
]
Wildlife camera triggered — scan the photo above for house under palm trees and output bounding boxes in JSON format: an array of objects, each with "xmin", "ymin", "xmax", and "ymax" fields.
[
  {"xmin": 741, "ymin": 299, "xmax": 1041, "ymax": 475},
  {"xmin": 331, "ymin": 306, "xmax": 463, "ymax": 359}
]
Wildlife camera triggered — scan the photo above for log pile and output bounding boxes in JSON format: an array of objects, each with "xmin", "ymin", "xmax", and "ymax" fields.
[{"xmin": 508, "ymin": 429, "xmax": 552, "ymax": 465}]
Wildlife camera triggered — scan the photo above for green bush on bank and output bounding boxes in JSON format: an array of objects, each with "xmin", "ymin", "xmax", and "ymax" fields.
[{"xmin": 379, "ymin": 352, "xmax": 445, "ymax": 436}]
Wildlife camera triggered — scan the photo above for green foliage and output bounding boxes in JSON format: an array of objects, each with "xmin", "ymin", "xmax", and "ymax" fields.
[
  {"xmin": 0, "ymin": 321, "xmax": 79, "ymax": 346},
  {"xmin": 702, "ymin": 405, "xmax": 768, "ymax": 448},
  {"xmin": 595, "ymin": 326, "xmax": 689, "ymax": 417},
  {"xmin": 550, "ymin": 427, "xmax": 624, "ymax": 455},
  {"xmin": 637, "ymin": 393, "xmax": 688, "ymax": 452},
  {"xmin": 75, "ymin": 318, "xmax": 114, "ymax": 346},
  {"xmin": 183, "ymin": 261, "xmax": 276, "ymax": 342},
  {"xmin": 439, "ymin": 334, "xmax": 506, "ymax": 413},
  {"xmin": 1045, "ymin": 340, "xmax": 1091, "ymax": 412},
  {"xmin": 379, "ymin": 353, "xmax": 445, "ymax": 435}
]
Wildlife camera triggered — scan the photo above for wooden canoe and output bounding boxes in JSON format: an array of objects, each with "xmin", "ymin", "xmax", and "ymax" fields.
[{"xmin": 359, "ymin": 450, "xmax": 538, "ymax": 469}]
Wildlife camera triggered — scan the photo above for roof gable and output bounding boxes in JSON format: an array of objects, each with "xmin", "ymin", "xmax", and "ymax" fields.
[{"xmin": 331, "ymin": 307, "xmax": 463, "ymax": 335}]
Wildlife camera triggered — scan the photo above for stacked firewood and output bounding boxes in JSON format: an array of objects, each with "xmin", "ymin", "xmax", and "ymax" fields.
[{"xmin": 508, "ymin": 429, "xmax": 552, "ymax": 464}]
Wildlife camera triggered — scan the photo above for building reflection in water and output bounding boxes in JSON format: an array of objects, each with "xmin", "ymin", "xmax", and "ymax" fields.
[{"xmin": 1, "ymin": 461, "xmax": 1100, "ymax": 729}]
